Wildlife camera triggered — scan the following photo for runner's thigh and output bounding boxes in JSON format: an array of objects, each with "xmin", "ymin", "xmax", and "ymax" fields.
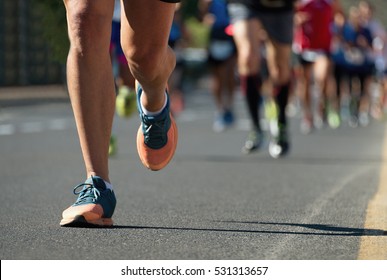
[{"xmin": 120, "ymin": 0, "xmax": 176, "ymax": 52}]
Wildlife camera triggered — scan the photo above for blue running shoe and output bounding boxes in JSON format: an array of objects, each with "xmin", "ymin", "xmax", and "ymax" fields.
[
  {"xmin": 136, "ymin": 82, "xmax": 178, "ymax": 171},
  {"xmin": 60, "ymin": 176, "xmax": 116, "ymax": 227},
  {"xmin": 213, "ymin": 112, "xmax": 226, "ymax": 133},
  {"xmin": 223, "ymin": 109, "xmax": 235, "ymax": 126}
]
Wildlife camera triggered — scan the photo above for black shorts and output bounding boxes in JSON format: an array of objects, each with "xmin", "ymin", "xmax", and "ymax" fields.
[
  {"xmin": 297, "ymin": 50, "xmax": 330, "ymax": 65},
  {"xmin": 227, "ymin": 3, "xmax": 294, "ymax": 45}
]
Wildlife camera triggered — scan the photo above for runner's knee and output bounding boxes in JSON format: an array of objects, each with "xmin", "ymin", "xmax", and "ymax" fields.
[
  {"xmin": 270, "ymin": 61, "xmax": 291, "ymax": 85},
  {"xmin": 237, "ymin": 49, "xmax": 259, "ymax": 75},
  {"xmin": 66, "ymin": 7, "xmax": 111, "ymax": 54},
  {"xmin": 124, "ymin": 45, "xmax": 175, "ymax": 82}
]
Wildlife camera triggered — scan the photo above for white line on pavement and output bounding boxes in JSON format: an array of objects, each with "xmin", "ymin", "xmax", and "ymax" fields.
[{"xmin": 0, "ymin": 124, "xmax": 16, "ymax": 135}]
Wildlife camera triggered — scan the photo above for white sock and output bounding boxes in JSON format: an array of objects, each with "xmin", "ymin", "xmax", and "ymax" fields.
[
  {"xmin": 104, "ymin": 180, "xmax": 113, "ymax": 190},
  {"xmin": 141, "ymin": 92, "xmax": 168, "ymax": 116}
]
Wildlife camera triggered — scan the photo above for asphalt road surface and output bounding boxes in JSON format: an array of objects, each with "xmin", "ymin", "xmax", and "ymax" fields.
[{"xmin": 0, "ymin": 83, "xmax": 386, "ymax": 260}]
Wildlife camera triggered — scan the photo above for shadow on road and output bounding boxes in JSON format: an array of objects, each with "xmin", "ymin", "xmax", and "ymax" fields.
[{"xmin": 112, "ymin": 221, "xmax": 386, "ymax": 237}]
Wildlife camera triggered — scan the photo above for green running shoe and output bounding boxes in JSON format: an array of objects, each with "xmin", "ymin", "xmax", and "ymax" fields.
[
  {"xmin": 327, "ymin": 110, "xmax": 341, "ymax": 129},
  {"xmin": 116, "ymin": 86, "xmax": 137, "ymax": 118},
  {"xmin": 109, "ymin": 135, "xmax": 117, "ymax": 157}
]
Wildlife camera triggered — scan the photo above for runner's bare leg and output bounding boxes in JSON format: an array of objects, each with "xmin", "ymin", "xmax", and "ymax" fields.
[
  {"xmin": 64, "ymin": 0, "xmax": 115, "ymax": 182},
  {"xmin": 120, "ymin": 0, "xmax": 177, "ymax": 113}
]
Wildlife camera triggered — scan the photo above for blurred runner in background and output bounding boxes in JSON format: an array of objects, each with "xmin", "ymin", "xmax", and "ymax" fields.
[
  {"xmin": 358, "ymin": 0, "xmax": 387, "ymax": 120},
  {"xmin": 293, "ymin": 0, "xmax": 343, "ymax": 134},
  {"xmin": 109, "ymin": 0, "xmax": 136, "ymax": 156},
  {"xmin": 332, "ymin": 6, "xmax": 374, "ymax": 127},
  {"xmin": 227, "ymin": 0, "xmax": 296, "ymax": 158},
  {"xmin": 168, "ymin": 3, "xmax": 190, "ymax": 117},
  {"xmin": 199, "ymin": 0, "xmax": 237, "ymax": 133}
]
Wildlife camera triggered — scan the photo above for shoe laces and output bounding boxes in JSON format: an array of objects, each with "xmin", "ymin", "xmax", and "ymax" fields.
[
  {"xmin": 73, "ymin": 182, "xmax": 101, "ymax": 205},
  {"xmin": 141, "ymin": 113, "xmax": 168, "ymax": 148}
]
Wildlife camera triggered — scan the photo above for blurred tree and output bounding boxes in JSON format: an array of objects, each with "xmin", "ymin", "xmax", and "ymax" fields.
[
  {"xmin": 32, "ymin": 0, "xmax": 68, "ymax": 63},
  {"xmin": 181, "ymin": 0, "xmax": 199, "ymax": 18}
]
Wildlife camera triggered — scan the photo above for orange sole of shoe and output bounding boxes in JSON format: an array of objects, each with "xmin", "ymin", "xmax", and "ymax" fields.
[{"xmin": 60, "ymin": 215, "xmax": 113, "ymax": 228}]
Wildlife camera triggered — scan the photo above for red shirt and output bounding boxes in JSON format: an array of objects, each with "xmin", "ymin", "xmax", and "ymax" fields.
[{"xmin": 294, "ymin": 0, "xmax": 334, "ymax": 53}]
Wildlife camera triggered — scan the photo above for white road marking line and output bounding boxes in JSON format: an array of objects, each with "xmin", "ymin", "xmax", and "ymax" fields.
[
  {"xmin": 20, "ymin": 122, "xmax": 45, "ymax": 133},
  {"xmin": 0, "ymin": 118, "xmax": 74, "ymax": 136},
  {"xmin": 48, "ymin": 119, "xmax": 70, "ymax": 130},
  {"xmin": 0, "ymin": 124, "xmax": 16, "ymax": 135}
]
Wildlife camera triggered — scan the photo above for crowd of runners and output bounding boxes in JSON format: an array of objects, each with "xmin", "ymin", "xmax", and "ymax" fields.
[{"xmin": 112, "ymin": 0, "xmax": 387, "ymax": 158}]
